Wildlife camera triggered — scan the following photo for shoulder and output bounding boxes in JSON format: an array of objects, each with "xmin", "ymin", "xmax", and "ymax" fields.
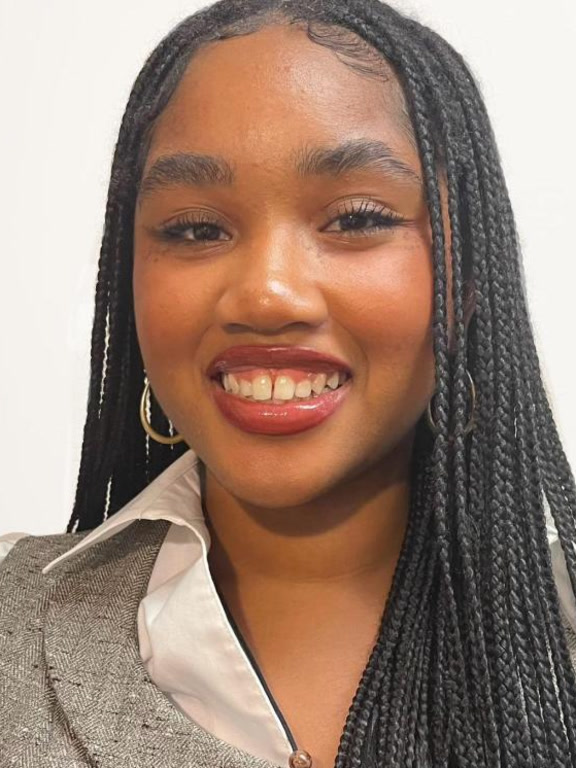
[
  {"xmin": 0, "ymin": 532, "xmax": 32, "ymax": 569},
  {"xmin": 549, "ymin": 535, "xmax": 576, "ymax": 631},
  {"xmin": 0, "ymin": 529, "xmax": 91, "ymax": 651},
  {"xmin": 0, "ymin": 529, "xmax": 89, "ymax": 578}
]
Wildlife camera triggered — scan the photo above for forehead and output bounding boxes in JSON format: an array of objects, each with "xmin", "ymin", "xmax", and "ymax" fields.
[{"xmin": 143, "ymin": 22, "xmax": 418, "ymax": 176}]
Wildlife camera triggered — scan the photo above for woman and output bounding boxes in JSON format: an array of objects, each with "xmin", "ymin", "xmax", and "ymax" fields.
[{"xmin": 1, "ymin": 0, "xmax": 576, "ymax": 765}]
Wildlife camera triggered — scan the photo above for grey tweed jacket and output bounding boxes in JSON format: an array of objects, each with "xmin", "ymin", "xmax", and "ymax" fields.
[
  {"xmin": 0, "ymin": 519, "xmax": 285, "ymax": 768},
  {"xmin": 2, "ymin": 517, "xmax": 576, "ymax": 767}
]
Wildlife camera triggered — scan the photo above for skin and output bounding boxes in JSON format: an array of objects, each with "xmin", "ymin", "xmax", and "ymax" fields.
[{"xmin": 133, "ymin": 22, "xmax": 473, "ymax": 767}]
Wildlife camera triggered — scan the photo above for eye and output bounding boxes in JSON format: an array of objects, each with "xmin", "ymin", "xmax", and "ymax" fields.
[
  {"xmin": 152, "ymin": 199, "xmax": 406, "ymax": 247},
  {"xmin": 154, "ymin": 211, "xmax": 231, "ymax": 245},
  {"xmin": 322, "ymin": 199, "xmax": 406, "ymax": 238}
]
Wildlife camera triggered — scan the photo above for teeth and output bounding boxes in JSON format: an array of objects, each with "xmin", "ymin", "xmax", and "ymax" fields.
[
  {"xmin": 311, "ymin": 373, "xmax": 327, "ymax": 394},
  {"xmin": 219, "ymin": 370, "xmax": 349, "ymax": 402},
  {"xmin": 252, "ymin": 374, "xmax": 273, "ymax": 401},
  {"xmin": 224, "ymin": 373, "xmax": 240, "ymax": 394},
  {"xmin": 273, "ymin": 375, "xmax": 296, "ymax": 401},
  {"xmin": 239, "ymin": 378, "xmax": 252, "ymax": 397},
  {"xmin": 327, "ymin": 372, "xmax": 340, "ymax": 390},
  {"xmin": 294, "ymin": 379, "xmax": 312, "ymax": 398}
]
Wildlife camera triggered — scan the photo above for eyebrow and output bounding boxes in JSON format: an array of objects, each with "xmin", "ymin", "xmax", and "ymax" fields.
[{"xmin": 137, "ymin": 138, "xmax": 421, "ymax": 201}]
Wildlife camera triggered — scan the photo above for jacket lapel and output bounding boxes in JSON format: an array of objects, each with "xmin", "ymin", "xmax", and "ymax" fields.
[{"xmin": 42, "ymin": 518, "xmax": 282, "ymax": 768}]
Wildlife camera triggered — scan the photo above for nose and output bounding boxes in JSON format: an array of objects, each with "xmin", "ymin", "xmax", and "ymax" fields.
[{"xmin": 213, "ymin": 226, "xmax": 329, "ymax": 335}]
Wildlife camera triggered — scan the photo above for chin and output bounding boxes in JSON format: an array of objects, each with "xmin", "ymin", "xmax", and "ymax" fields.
[{"xmin": 211, "ymin": 459, "xmax": 351, "ymax": 510}]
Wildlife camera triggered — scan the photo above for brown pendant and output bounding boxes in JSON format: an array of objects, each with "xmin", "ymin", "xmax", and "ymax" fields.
[{"xmin": 289, "ymin": 749, "xmax": 313, "ymax": 768}]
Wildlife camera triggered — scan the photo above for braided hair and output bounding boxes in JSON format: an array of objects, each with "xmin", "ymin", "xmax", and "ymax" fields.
[{"xmin": 66, "ymin": 0, "xmax": 576, "ymax": 765}]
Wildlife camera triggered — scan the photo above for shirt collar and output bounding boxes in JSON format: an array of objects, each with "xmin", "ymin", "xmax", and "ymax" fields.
[{"xmin": 42, "ymin": 448, "xmax": 207, "ymax": 575}]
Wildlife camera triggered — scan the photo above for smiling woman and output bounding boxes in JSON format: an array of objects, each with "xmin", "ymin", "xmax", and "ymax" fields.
[{"xmin": 1, "ymin": 1, "xmax": 576, "ymax": 767}]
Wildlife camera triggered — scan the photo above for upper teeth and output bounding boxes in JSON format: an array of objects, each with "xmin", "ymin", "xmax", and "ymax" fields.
[{"xmin": 220, "ymin": 371, "xmax": 346, "ymax": 401}]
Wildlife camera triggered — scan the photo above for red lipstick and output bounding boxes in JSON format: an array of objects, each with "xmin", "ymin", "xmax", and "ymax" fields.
[{"xmin": 206, "ymin": 345, "xmax": 353, "ymax": 436}]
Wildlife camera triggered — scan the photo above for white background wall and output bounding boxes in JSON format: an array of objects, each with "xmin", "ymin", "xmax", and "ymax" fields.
[{"xmin": 1, "ymin": 0, "xmax": 575, "ymax": 535}]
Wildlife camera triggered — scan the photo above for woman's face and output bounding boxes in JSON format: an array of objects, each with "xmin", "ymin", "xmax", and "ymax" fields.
[{"xmin": 133, "ymin": 22, "xmax": 442, "ymax": 508}]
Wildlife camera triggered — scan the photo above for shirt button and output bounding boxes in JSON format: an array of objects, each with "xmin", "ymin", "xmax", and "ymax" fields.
[{"xmin": 289, "ymin": 749, "xmax": 313, "ymax": 768}]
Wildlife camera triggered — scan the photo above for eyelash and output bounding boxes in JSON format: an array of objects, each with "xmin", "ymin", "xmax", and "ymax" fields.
[{"xmin": 154, "ymin": 199, "xmax": 406, "ymax": 246}]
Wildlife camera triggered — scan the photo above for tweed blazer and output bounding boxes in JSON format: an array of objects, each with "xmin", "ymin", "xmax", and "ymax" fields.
[
  {"xmin": 0, "ymin": 518, "xmax": 284, "ymax": 768},
  {"xmin": 2, "ymin": 517, "xmax": 576, "ymax": 767}
]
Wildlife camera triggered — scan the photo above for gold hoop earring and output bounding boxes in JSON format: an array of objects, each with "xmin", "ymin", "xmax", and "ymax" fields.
[
  {"xmin": 139, "ymin": 378, "xmax": 185, "ymax": 445},
  {"xmin": 426, "ymin": 369, "xmax": 476, "ymax": 436}
]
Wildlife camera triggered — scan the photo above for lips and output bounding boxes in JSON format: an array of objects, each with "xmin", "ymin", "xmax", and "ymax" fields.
[{"xmin": 206, "ymin": 345, "xmax": 353, "ymax": 378}]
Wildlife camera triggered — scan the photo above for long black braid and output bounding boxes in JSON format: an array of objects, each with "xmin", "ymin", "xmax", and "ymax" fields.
[{"xmin": 65, "ymin": 1, "xmax": 576, "ymax": 765}]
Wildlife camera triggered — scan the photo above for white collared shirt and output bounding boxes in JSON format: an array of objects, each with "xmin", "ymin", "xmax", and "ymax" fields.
[{"xmin": 2, "ymin": 447, "xmax": 576, "ymax": 766}]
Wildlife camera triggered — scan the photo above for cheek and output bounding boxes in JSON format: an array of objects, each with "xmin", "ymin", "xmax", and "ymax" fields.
[
  {"xmin": 332, "ymin": 238, "xmax": 434, "ymax": 368},
  {"xmin": 329, "ymin": 234, "xmax": 436, "ymax": 441},
  {"xmin": 132, "ymin": 254, "xmax": 213, "ymax": 384}
]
